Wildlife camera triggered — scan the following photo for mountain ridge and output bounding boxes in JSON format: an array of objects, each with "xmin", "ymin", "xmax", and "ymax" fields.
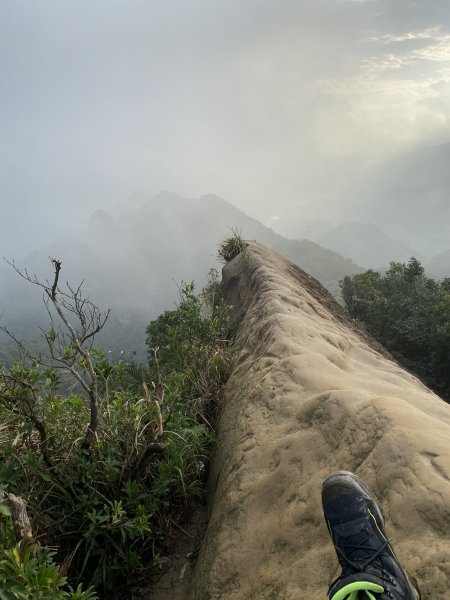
[
  {"xmin": 0, "ymin": 191, "xmax": 363, "ymax": 361},
  {"xmin": 275, "ymin": 141, "xmax": 450, "ymax": 261}
]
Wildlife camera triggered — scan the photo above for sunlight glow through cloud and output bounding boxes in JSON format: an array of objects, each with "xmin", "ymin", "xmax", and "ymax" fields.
[{"xmin": 309, "ymin": 22, "xmax": 450, "ymax": 160}]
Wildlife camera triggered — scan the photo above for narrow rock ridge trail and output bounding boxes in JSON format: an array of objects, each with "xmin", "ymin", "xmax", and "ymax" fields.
[{"xmin": 191, "ymin": 242, "xmax": 450, "ymax": 600}]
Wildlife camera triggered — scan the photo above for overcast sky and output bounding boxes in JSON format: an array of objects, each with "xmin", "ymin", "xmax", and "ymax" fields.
[{"xmin": 2, "ymin": 0, "xmax": 450, "ymax": 257}]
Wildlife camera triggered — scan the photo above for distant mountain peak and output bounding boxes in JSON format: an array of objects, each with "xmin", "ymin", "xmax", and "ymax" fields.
[{"xmin": 151, "ymin": 190, "xmax": 186, "ymax": 203}]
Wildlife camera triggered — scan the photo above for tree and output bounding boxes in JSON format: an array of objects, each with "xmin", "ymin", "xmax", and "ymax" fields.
[
  {"xmin": 340, "ymin": 257, "xmax": 450, "ymax": 399},
  {"xmin": 1, "ymin": 258, "xmax": 110, "ymax": 453},
  {"xmin": 339, "ymin": 270, "xmax": 387, "ymax": 338},
  {"xmin": 404, "ymin": 256, "xmax": 425, "ymax": 283}
]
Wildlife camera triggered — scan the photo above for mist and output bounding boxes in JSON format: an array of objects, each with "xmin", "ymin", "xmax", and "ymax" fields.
[
  {"xmin": 2, "ymin": 0, "xmax": 450, "ymax": 362},
  {"xmin": 2, "ymin": 0, "xmax": 450, "ymax": 259}
]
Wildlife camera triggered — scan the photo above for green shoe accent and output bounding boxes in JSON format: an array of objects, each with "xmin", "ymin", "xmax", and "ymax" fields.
[{"xmin": 330, "ymin": 581, "xmax": 384, "ymax": 600}]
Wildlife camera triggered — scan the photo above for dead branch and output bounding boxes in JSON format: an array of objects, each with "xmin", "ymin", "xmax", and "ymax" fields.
[
  {"xmin": 50, "ymin": 258, "xmax": 61, "ymax": 300},
  {"xmin": 2, "ymin": 257, "xmax": 111, "ymax": 453},
  {"xmin": 7, "ymin": 493, "xmax": 32, "ymax": 543}
]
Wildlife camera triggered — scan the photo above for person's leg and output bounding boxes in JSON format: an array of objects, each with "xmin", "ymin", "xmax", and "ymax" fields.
[{"xmin": 322, "ymin": 471, "xmax": 421, "ymax": 600}]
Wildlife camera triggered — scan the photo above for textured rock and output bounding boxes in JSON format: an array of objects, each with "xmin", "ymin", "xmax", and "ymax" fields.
[{"xmin": 192, "ymin": 242, "xmax": 450, "ymax": 600}]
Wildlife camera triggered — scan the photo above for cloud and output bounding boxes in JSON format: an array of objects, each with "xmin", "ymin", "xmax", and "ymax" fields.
[
  {"xmin": 307, "ymin": 19, "xmax": 450, "ymax": 163},
  {"xmin": 370, "ymin": 28, "xmax": 442, "ymax": 43},
  {"xmin": 369, "ymin": 27, "xmax": 450, "ymax": 63},
  {"xmin": 1, "ymin": 0, "xmax": 450, "ymax": 254}
]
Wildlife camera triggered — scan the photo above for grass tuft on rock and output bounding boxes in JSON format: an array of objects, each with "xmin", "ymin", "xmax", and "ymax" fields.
[{"xmin": 218, "ymin": 229, "xmax": 247, "ymax": 263}]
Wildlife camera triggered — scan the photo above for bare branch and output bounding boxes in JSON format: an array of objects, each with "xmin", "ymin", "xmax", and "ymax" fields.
[
  {"xmin": 3, "ymin": 258, "xmax": 47, "ymax": 291},
  {"xmin": 3, "ymin": 257, "xmax": 111, "ymax": 453},
  {"xmin": 0, "ymin": 324, "xmax": 39, "ymax": 364},
  {"xmin": 50, "ymin": 258, "xmax": 62, "ymax": 301}
]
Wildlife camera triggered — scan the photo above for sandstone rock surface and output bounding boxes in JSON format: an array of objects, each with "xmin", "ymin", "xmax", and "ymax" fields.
[{"xmin": 192, "ymin": 242, "xmax": 450, "ymax": 600}]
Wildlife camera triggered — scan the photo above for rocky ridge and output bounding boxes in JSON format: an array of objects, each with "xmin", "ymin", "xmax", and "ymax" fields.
[{"xmin": 192, "ymin": 242, "xmax": 450, "ymax": 599}]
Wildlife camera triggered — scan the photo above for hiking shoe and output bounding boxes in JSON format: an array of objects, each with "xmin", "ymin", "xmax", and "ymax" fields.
[{"xmin": 322, "ymin": 471, "xmax": 421, "ymax": 600}]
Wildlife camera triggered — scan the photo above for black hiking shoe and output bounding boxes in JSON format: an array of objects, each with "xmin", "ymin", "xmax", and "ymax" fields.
[{"xmin": 322, "ymin": 471, "xmax": 421, "ymax": 600}]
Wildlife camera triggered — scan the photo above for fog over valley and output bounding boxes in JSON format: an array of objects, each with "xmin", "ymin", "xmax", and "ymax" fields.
[{"xmin": 2, "ymin": 0, "xmax": 450, "ymax": 360}]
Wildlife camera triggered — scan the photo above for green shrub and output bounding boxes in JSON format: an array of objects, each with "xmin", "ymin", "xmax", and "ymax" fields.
[
  {"xmin": 0, "ymin": 364, "xmax": 219, "ymax": 591},
  {"xmin": 340, "ymin": 258, "xmax": 450, "ymax": 399},
  {"xmin": 146, "ymin": 273, "xmax": 235, "ymax": 420},
  {"xmin": 0, "ymin": 494, "xmax": 96, "ymax": 599},
  {"xmin": 0, "ymin": 542, "xmax": 97, "ymax": 600},
  {"xmin": 0, "ymin": 267, "xmax": 235, "ymax": 597}
]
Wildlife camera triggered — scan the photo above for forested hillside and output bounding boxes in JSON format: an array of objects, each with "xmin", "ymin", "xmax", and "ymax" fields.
[{"xmin": 340, "ymin": 258, "xmax": 450, "ymax": 399}]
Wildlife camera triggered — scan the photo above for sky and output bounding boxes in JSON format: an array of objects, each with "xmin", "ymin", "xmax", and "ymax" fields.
[{"xmin": 2, "ymin": 0, "xmax": 450, "ymax": 258}]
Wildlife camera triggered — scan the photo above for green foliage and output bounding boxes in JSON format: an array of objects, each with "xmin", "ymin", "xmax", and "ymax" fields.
[
  {"xmin": 0, "ymin": 542, "xmax": 97, "ymax": 600},
  {"xmin": 146, "ymin": 271, "xmax": 234, "ymax": 411},
  {"xmin": 0, "ymin": 488, "xmax": 96, "ymax": 599},
  {"xmin": 0, "ymin": 269, "xmax": 234, "ymax": 598},
  {"xmin": 0, "ymin": 358, "xmax": 215, "ymax": 594},
  {"xmin": 340, "ymin": 257, "xmax": 450, "ymax": 398},
  {"xmin": 217, "ymin": 229, "xmax": 247, "ymax": 263}
]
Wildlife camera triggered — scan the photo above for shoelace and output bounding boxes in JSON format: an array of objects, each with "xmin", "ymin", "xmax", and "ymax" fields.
[{"xmin": 335, "ymin": 528, "xmax": 389, "ymax": 572}]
